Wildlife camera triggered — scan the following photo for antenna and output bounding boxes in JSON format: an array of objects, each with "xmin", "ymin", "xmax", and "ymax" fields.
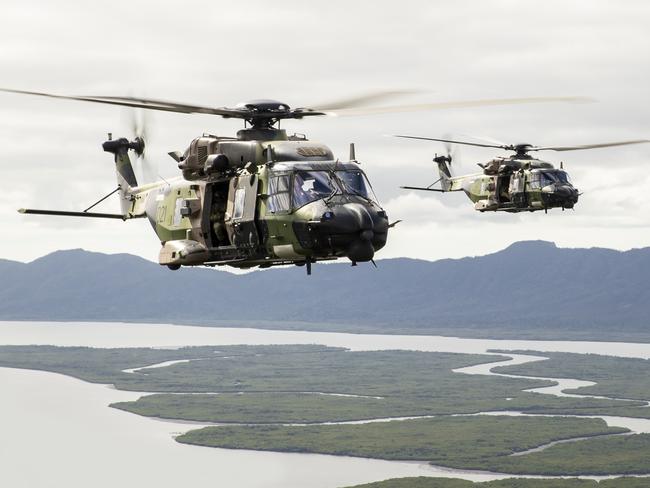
[{"xmin": 349, "ymin": 143, "xmax": 356, "ymax": 162}]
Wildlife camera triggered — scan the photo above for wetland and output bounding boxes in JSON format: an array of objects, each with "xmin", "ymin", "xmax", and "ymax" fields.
[{"xmin": 2, "ymin": 321, "xmax": 650, "ymax": 487}]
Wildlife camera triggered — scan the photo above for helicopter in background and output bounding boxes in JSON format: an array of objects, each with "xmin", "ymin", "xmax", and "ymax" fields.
[
  {"xmin": 2, "ymin": 87, "xmax": 588, "ymax": 273},
  {"xmin": 397, "ymin": 135, "xmax": 650, "ymax": 213}
]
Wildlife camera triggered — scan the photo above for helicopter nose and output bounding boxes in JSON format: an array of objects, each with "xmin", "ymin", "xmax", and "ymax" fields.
[
  {"xmin": 557, "ymin": 185, "xmax": 579, "ymax": 202},
  {"xmin": 324, "ymin": 203, "xmax": 381, "ymax": 233},
  {"xmin": 319, "ymin": 203, "xmax": 388, "ymax": 262},
  {"xmin": 544, "ymin": 184, "xmax": 579, "ymax": 208}
]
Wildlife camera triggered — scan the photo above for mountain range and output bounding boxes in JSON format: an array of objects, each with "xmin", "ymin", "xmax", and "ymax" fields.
[{"xmin": 1, "ymin": 241, "xmax": 649, "ymax": 341}]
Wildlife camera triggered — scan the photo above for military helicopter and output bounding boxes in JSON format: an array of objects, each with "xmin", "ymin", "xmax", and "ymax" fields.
[
  {"xmin": 397, "ymin": 135, "xmax": 650, "ymax": 213},
  {"xmin": 2, "ymin": 88, "xmax": 589, "ymax": 272}
]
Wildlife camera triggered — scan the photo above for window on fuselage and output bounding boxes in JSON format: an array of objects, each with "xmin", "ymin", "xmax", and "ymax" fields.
[
  {"xmin": 232, "ymin": 188, "xmax": 246, "ymax": 220},
  {"xmin": 528, "ymin": 172, "xmax": 539, "ymax": 190},
  {"xmin": 267, "ymin": 174, "xmax": 291, "ymax": 213}
]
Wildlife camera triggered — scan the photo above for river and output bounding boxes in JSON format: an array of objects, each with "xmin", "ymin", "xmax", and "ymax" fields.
[{"xmin": 1, "ymin": 320, "xmax": 649, "ymax": 488}]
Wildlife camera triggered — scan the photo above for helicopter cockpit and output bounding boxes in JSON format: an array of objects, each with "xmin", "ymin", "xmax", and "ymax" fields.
[
  {"xmin": 528, "ymin": 169, "xmax": 573, "ymax": 189},
  {"xmin": 264, "ymin": 163, "xmax": 388, "ymax": 264},
  {"xmin": 293, "ymin": 171, "xmax": 336, "ymax": 208},
  {"xmin": 268, "ymin": 167, "xmax": 380, "ymax": 212},
  {"xmin": 525, "ymin": 168, "xmax": 579, "ymax": 209}
]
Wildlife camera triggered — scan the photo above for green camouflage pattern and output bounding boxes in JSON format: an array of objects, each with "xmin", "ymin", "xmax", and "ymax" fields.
[
  {"xmin": 115, "ymin": 128, "xmax": 389, "ymax": 271},
  {"xmin": 434, "ymin": 156, "xmax": 579, "ymax": 213}
]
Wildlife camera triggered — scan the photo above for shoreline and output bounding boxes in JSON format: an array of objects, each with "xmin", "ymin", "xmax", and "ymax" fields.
[{"xmin": 3, "ymin": 318, "xmax": 650, "ymax": 345}]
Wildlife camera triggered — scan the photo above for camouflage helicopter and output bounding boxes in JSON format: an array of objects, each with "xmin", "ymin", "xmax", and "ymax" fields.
[
  {"xmin": 2, "ymin": 88, "xmax": 588, "ymax": 272},
  {"xmin": 397, "ymin": 135, "xmax": 650, "ymax": 213}
]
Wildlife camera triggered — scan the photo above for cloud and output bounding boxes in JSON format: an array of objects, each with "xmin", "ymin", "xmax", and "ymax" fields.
[{"xmin": 1, "ymin": 0, "xmax": 649, "ymax": 262}]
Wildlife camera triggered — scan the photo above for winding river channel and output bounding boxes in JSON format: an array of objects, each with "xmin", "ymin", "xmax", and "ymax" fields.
[{"xmin": 1, "ymin": 320, "xmax": 649, "ymax": 488}]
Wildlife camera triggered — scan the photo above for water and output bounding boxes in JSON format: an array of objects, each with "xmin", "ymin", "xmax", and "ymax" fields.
[
  {"xmin": 2, "ymin": 320, "xmax": 650, "ymax": 358},
  {"xmin": 1, "ymin": 320, "xmax": 650, "ymax": 487},
  {"xmin": 123, "ymin": 358, "xmax": 198, "ymax": 374},
  {"xmin": 455, "ymin": 354, "xmax": 650, "ymax": 434},
  {"xmin": 3, "ymin": 367, "xmax": 488, "ymax": 488}
]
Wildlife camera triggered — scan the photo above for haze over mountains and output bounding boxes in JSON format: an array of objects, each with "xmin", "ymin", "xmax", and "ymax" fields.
[{"xmin": 1, "ymin": 241, "xmax": 649, "ymax": 340}]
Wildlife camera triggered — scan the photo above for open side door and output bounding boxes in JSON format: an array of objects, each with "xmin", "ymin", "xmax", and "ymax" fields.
[
  {"xmin": 510, "ymin": 171, "xmax": 528, "ymax": 208},
  {"xmin": 225, "ymin": 174, "xmax": 260, "ymax": 250}
]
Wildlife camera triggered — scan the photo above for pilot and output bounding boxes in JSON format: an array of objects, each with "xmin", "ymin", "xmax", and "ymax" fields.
[
  {"xmin": 210, "ymin": 192, "xmax": 228, "ymax": 245},
  {"xmin": 483, "ymin": 159, "xmax": 501, "ymax": 175}
]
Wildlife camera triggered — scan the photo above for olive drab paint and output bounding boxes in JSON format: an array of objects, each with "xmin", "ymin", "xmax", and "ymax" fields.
[
  {"xmin": 435, "ymin": 156, "xmax": 579, "ymax": 213},
  {"xmin": 6, "ymin": 88, "xmax": 606, "ymax": 272},
  {"xmin": 74, "ymin": 117, "xmax": 389, "ymax": 272},
  {"xmin": 398, "ymin": 135, "xmax": 650, "ymax": 214}
]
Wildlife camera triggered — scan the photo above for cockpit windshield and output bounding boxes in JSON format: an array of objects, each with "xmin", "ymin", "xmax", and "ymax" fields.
[
  {"xmin": 290, "ymin": 169, "xmax": 380, "ymax": 209},
  {"xmin": 540, "ymin": 170, "xmax": 572, "ymax": 186},
  {"xmin": 554, "ymin": 170, "xmax": 572, "ymax": 184},
  {"xmin": 293, "ymin": 171, "xmax": 339, "ymax": 208},
  {"xmin": 336, "ymin": 170, "xmax": 379, "ymax": 204}
]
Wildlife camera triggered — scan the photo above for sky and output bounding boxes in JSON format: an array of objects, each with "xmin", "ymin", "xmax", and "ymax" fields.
[{"xmin": 1, "ymin": 0, "xmax": 649, "ymax": 264}]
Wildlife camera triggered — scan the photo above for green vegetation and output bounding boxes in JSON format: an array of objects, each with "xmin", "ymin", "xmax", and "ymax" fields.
[
  {"xmin": 0, "ymin": 344, "xmax": 342, "ymax": 391},
  {"xmin": 179, "ymin": 420, "xmax": 650, "ymax": 475},
  {"xmin": 494, "ymin": 351, "xmax": 650, "ymax": 406},
  {"xmin": 112, "ymin": 390, "xmax": 640, "ymax": 424},
  {"xmin": 486, "ymin": 433, "xmax": 650, "ymax": 475},
  {"xmin": 2, "ymin": 344, "xmax": 650, "ymax": 476},
  {"xmin": 0, "ymin": 344, "xmax": 640, "ymax": 423},
  {"xmin": 347, "ymin": 477, "xmax": 650, "ymax": 488},
  {"xmin": 177, "ymin": 416, "xmax": 631, "ymax": 475}
]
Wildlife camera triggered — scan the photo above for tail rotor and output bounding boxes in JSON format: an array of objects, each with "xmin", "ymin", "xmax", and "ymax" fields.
[{"xmin": 128, "ymin": 108, "xmax": 157, "ymax": 184}]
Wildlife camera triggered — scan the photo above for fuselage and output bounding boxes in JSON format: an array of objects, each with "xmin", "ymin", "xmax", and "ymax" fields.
[
  {"xmin": 447, "ymin": 156, "xmax": 579, "ymax": 212},
  {"xmin": 124, "ymin": 133, "xmax": 388, "ymax": 269}
]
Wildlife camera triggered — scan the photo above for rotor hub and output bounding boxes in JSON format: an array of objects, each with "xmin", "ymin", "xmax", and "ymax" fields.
[
  {"xmin": 512, "ymin": 143, "xmax": 533, "ymax": 155},
  {"xmin": 235, "ymin": 99, "xmax": 291, "ymax": 112}
]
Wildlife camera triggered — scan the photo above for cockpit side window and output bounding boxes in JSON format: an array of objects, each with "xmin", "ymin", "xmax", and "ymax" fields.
[
  {"xmin": 530, "ymin": 170, "xmax": 572, "ymax": 188},
  {"xmin": 528, "ymin": 172, "xmax": 541, "ymax": 190},
  {"xmin": 540, "ymin": 172, "xmax": 557, "ymax": 187},
  {"xmin": 555, "ymin": 170, "xmax": 571, "ymax": 184},
  {"xmin": 267, "ymin": 174, "xmax": 291, "ymax": 213},
  {"xmin": 336, "ymin": 170, "xmax": 379, "ymax": 204}
]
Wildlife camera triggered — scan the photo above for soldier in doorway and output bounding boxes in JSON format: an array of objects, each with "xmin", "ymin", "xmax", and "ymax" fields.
[{"xmin": 210, "ymin": 190, "xmax": 228, "ymax": 246}]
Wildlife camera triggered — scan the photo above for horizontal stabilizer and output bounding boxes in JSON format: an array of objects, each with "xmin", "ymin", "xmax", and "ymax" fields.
[{"xmin": 18, "ymin": 208, "xmax": 127, "ymax": 220}]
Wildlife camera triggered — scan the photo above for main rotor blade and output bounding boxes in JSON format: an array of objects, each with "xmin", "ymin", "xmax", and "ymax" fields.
[
  {"xmin": 393, "ymin": 134, "xmax": 506, "ymax": 149},
  {"xmin": 458, "ymin": 133, "xmax": 509, "ymax": 146},
  {"xmin": 0, "ymin": 88, "xmax": 595, "ymax": 122},
  {"xmin": 309, "ymin": 90, "xmax": 421, "ymax": 111},
  {"xmin": 327, "ymin": 96, "xmax": 593, "ymax": 116},
  {"xmin": 0, "ymin": 88, "xmax": 242, "ymax": 117},
  {"xmin": 532, "ymin": 139, "xmax": 650, "ymax": 152}
]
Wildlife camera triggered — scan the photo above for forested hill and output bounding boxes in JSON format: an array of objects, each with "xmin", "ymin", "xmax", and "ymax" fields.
[{"xmin": 1, "ymin": 241, "xmax": 649, "ymax": 339}]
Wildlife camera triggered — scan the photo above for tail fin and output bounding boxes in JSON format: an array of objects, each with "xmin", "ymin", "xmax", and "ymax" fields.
[
  {"xmin": 434, "ymin": 154, "xmax": 452, "ymax": 191},
  {"xmin": 103, "ymin": 136, "xmax": 141, "ymax": 215}
]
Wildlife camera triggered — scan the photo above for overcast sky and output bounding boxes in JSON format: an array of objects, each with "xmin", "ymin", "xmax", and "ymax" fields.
[{"xmin": 1, "ymin": 0, "xmax": 649, "ymax": 265}]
